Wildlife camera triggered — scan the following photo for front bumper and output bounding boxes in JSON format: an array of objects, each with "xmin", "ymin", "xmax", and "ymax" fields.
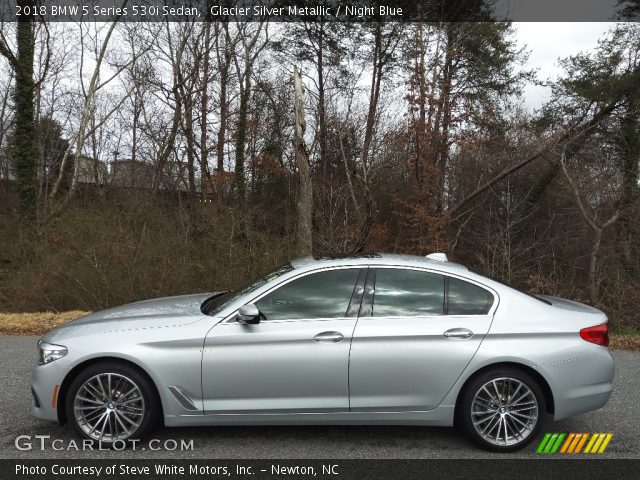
[{"xmin": 31, "ymin": 360, "xmax": 68, "ymax": 422}]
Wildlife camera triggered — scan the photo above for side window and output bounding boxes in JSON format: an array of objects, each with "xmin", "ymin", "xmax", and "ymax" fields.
[
  {"xmin": 256, "ymin": 269, "xmax": 360, "ymax": 320},
  {"xmin": 447, "ymin": 277, "xmax": 494, "ymax": 315},
  {"xmin": 372, "ymin": 269, "xmax": 444, "ymax": 317}
]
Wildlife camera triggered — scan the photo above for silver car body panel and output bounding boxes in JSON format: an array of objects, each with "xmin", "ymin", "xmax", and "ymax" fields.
[{"xmin": 31, "ymin": 254, "xmax": 614, "ymax": 428}]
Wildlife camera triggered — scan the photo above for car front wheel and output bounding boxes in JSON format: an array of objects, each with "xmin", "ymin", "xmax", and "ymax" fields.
[
  {"xmin": 65, "ymin": 361, "xmax": 159, "ymax": 445},
  {"xmin": 461, "ymin": 368, "xmax": 545, "ymax": 452}
]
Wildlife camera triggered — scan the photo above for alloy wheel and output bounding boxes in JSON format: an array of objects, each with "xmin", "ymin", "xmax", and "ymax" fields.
[
  {"xmin": 73, "ymin": 373, "xmax": 145, "ymax": 442},
  {"xmin": 470, "ymin": 377, "xmax": 539, "ymax": 447}
]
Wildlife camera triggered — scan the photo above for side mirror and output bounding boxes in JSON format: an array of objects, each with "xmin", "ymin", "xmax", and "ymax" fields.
[{"xmin": 237, "ymin": 304, "xmax": 261, "ymax": 324}]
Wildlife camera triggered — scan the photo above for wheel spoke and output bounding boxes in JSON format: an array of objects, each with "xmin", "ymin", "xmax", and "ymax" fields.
[
  {"xmin": 507, "ymin": 413, "xmax": 531, "ymax": 430},
  {"xmin": 122, "ymin": 405, "xmax": 143, "ymax": 412},
  {"xmin": 503, "ymin": 416, "xmax": 510, "ymax": 446},
  {"xmin": 473, "ymin": 398, "xmax": 494, "ymax": 410},
  {"xmin": 114, "ymin": 375, "xmax": 126, "ymax": 399},
  {"xmin": 82, "ymin": 383, "xmax": 104, "ymax": 402},
  {"xmin": 481, "ymin": 414, "xmax": 500, "ymax": 436},
  {"xmin": 509, "ymin": 383, "xmax": 522, "ymax": 404},
  {"xmin": 98, "ymin": 411, "xmax": 110, "ymax": 440},
  {"xmin": 76, "ymin": 395, "xmax": 103, "ymax": 406},
  {"xmin": 510, "ymin": 411, "xmax": 536, "ymax": 420},
  {"xmin": 492, "ymin": 380, "xmax": 501, "ymax": 401},
  {"xmin": 75, "ymin": 405, "xmax": 102, "ymax": 412},
  {"xmin": 88, "ymin": 411, "xmax": 108, "ymax": 436},
  {"xmin": 473, "ymin": 412, "xmax": 498, "ymax": 426},
  {"xmin": 113, "ymin": 410, "xmax": 130, "ymax": 435},
  {"xmin": 510, "ymin": 391, "xmax": 532, "ymax": 406},
  {"xmin": 95, "ymin": 376, "xmax": 108, "ymax": 400},
  {"xmin": 83, "ymin": 408, "xmax": 105, "ymax": 423},
  {"xmin": 472, "ymin": 409, "xmax": 496, "ymax": 418},
  {"xmin": 494, "ymin": 415, "xmax": 502, "ymax": 444},
  {"xmin": 511, "ymin": 403, "xmax": 536, "ymax": 412},
  {"xmin": 511, "ymin": 399, "xmax": 536, "ymax": 408},
  {"xmin": 481, "ymin": 386, "xmax": 499, "ymax": 405},
  {"xmin": 117, "ymin": 410, "xmax": 139, "ymax": 427},
  {"xmin": 121, "ymin": 385, "xmax": 138, "ymax": 399}
]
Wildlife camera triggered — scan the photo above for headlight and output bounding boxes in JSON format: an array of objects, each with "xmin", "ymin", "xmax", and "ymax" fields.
[{"xmin": 37, "ymin": 340, "xmax": 67, "ymax": 364}]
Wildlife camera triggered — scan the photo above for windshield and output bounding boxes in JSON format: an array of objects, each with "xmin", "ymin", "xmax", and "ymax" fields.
[{"xmin": 201, "ymin": 263, "xmax": 294, "ymax": 316}]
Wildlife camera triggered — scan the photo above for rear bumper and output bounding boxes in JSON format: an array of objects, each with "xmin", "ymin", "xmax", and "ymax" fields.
[{"xmin": 536, "ymin": 347, "xmax": 614, "ymax": 420}]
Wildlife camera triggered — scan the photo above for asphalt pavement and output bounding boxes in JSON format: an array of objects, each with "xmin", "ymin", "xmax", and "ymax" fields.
[{"xmin": 1, "ymin": 336, "xmax": 638, "ymax": 459}]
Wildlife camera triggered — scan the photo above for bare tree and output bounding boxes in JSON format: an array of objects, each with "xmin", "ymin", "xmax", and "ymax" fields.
[
  {"xmin": 232, "ymin": 20, "xmax": 268, "ymax": 200},
  {"xmin": 48, "ymin": 17, "xmax": 154, "ymax": 215},
  {"xmin": 560, "ymin": 151, "xmax": 620, "ymax": 303},
  {"xmin": 293, "ymin": 66, "xmax": 312, "ymax": 255}
]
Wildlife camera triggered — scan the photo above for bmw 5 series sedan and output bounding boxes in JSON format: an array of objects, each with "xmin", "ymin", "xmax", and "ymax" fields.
[{"xmin": 31, "ymin": 253, "xmax": 614, "ymax": 451}]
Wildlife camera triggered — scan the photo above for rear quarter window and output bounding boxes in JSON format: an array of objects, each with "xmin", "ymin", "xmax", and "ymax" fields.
[{"xmin": 447, "ymin": 277, "xmax": 494, "ymax": 315}]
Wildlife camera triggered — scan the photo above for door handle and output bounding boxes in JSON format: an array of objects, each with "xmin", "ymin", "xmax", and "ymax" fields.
[
  {"xmin": 443, "ymin": 328, "xmax": 473, "ymax": 339},
  {"xmin": 313, "ymin": 331, "xmax": 344, "ymax": 343}
]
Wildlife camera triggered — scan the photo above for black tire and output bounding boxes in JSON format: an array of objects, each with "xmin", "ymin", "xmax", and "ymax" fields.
[
  {"xmin": 65, "ymin": 361, "xmax": 159, "ymax": 446},
  {"xmin": 460, "ymin": 367, "xmax": 546, "ymax": 452}
]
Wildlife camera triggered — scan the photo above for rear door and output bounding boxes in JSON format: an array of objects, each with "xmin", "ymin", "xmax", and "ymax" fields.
[{"xmin": 348, "ymin": 267, "xmax": 496, "ymax": 411}]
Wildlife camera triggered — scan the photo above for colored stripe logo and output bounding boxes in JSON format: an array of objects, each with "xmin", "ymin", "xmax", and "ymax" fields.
[{"xmin": 537, "ymin": 433, "xmax": 613, "ymax": 454}]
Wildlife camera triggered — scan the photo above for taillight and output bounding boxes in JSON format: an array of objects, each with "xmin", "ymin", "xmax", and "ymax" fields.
[{"xmin": 579, "ymin": 323, "xmax": 609, "ymax": 347}]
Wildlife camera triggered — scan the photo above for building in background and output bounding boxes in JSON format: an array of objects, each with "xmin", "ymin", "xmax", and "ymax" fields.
[
  {"xmin": 75, "ymin": 155, "xmax": 108, "ymax": 185},
  {"xmin": 110, "ymin": 158, "xmax": 153, "ymax": 188}
]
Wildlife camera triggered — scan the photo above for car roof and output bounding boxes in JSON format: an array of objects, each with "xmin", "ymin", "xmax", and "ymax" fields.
[{"xmin": 290, "ymin": 253, "xmax": 469, "ymax": 274}]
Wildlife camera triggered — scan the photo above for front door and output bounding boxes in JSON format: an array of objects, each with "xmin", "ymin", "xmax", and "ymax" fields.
[
  {"xmin": 349, "ymin": 267, "xmax": 495, "ymax": 411},
  {"xmin": 201, "ymin": 267, "xmax": 366, "ymax": 414}
]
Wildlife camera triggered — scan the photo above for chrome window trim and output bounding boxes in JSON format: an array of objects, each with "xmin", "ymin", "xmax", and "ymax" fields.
[
  {"xmin": 368, "ymin": 265, "xmax": 499, "ymax": 317},
  {"xmin": 219, "ymin": 263, "xmax": 499, "ymax": 324}
]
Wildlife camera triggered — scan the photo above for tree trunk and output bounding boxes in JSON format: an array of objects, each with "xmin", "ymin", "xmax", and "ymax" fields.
[
  {"xmin": 293, "ymin": 67, "xmax": 313, "ymax": 256},
  {"xmin": 617, "ymin": 93, "xmax": 640, "ymax": 275},
  {"xmin": 216, "ymin": 51, "xmax": 229, "ymax": 174},
  {"xmin": 200, "ymin": 21, "xmax": 212, "ymax": 197},
  {"xmin": 435, "ymin": 25, "xmax": 455, "ymax": 212},
  {"xmin": 9, "ymin": 9, "xmax": 37, "ymax": 223},
  {"xmin": 234, "ymin": 71, "xmax": 250, "ymax": 201},
  {"xmin": 317, "ymin": 23, "xmax": 328, "ymax": 178},
  {"xmin": 589, "ymin": 229, "xmax": 602, "ymax": 304},
  {"xmin": 183, "ymin": 98, "xmax": 197, "ymax": 195}
]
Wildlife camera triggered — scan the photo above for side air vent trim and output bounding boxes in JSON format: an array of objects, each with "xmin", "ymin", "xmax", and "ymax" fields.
[{"xmin": 168, "ymin": 386, "xmax": 198, "ymax": 411}]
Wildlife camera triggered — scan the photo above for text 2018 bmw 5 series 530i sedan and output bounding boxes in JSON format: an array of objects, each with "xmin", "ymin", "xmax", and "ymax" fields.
[{"xmin": 31, "ymin": 253, "xmax": 614, "ymax": 451}]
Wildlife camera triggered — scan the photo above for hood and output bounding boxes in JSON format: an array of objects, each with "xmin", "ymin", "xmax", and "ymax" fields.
[
  {"xmin": 69, "ymin": 292, "xmax": 216, "ymax": 325},
  {"xmin": 43, "ymin": 293, "xmax": 217, "ymax": 342}
]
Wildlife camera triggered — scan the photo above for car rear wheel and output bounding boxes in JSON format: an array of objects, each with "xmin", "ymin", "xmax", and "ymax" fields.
[
  {"xmin": 65, "ymin": 361, "xmax": 159, "ymax": 445},
  {"xmin": 461, "ymin": 368, "xmax": 545, "ymax": 452}
]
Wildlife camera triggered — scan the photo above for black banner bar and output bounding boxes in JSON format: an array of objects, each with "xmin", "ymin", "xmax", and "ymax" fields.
[
  {"xmin": 0, "ymin": 0, "xmax": 638, "ymax": 22},
  {"xmin": 3, "ymin": 459, "xmax": 640, "ymax": 480}
]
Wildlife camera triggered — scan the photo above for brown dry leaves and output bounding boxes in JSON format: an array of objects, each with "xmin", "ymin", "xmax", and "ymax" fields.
[{"xmin": 0, "ymin": 311, "xmax": 89, "ymax": 335}]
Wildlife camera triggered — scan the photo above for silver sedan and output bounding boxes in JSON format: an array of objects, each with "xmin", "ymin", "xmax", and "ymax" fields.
[{"xmin": 31, "ymin": 253, "xmax": 614, "ymax": 451}]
